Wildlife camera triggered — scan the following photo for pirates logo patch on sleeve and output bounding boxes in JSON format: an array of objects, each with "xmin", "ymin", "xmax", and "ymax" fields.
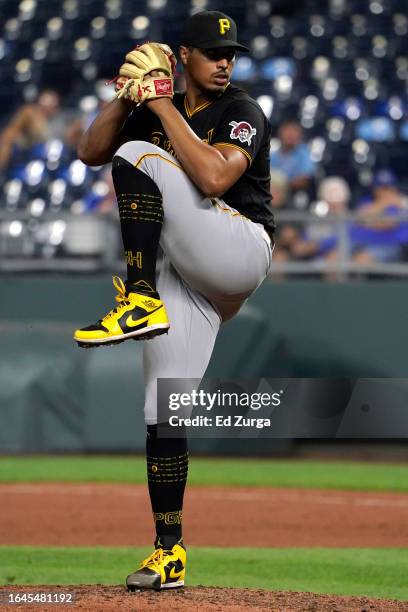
[{"xmin": 229, "ymin": 121, "xmax": 257, "ymax": 145}]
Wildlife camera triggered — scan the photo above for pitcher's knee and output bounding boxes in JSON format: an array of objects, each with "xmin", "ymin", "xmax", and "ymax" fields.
[{"xmin": 115, "ymin": 140, "xmax": 162, "ymax": 166}]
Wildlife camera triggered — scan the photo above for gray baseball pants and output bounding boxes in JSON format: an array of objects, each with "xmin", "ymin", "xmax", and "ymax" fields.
[{"xmin": 115, "ymin": 141, "xmax": 273, "ymax": 424}]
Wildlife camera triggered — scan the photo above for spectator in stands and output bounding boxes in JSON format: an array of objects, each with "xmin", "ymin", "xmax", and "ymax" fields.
[
  {"xmin": 0, "ymin": 89, "xmax": 76, "ymax": 171},
  {"xmin": 357, "ymin": 169, "xmax": 407, "ymax": 226},
  {"xmin": 291, "ymin": 172, "xmax": 408, "ymax": 270},
  {"xmin": 291, "ymin": 176, "xmax": 351, "ymax": 260},
  {"xmin": 280, "ymin": 176, "xmax": 363, "ymax": 279},
  {"xmin": 270, "ymin": 169, "xmax": 297, "ymax": 277},
  {"xmin": 65, "ymin": 82, "xmax": 117, "ymax": 155},
  {"xmin": 283, "ymin": 176, "xmax": 350, "ymax": 270},
  {"xmin": 270, "ymin": 119, "xmax": 315, "ymax": 195},
  {"xmin": 83, "ymin": 167, "xmax": 118, "ymax": 216},
  {"xmin": 272, "ymin": 223, "xmax": 299, "ymax": 280},
  {"xmin": 270, "ymin": 169, "xmax": 289, "ymax": 209},
  {"xmin": 353, "ymin": 169, "xmax": 408, "ymax": 263}
]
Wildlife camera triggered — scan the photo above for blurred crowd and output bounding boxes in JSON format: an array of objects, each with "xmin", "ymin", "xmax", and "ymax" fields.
[
  {"xmin": 0, "ymin": 87, "xmax": 407, "ymax": 271},
  {"xmin": 0, "ymin": 0, "xmax": 407, "ymax": 276},
  {"xmin": 269, "ymin": 118, "xmax": 408, "ymax": 271},
  {"xmin": 0, "ymin": 86, "xmax": 117, "ymax": 216}
]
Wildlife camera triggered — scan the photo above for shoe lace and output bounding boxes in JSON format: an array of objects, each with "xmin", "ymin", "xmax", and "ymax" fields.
[
  {"xmin": 140, "ymin": 548, "xmax": 171, "ymax": 572},
  {"xmin": 101, "ymin": 276, "xmax": 130, "ymax": 323}
]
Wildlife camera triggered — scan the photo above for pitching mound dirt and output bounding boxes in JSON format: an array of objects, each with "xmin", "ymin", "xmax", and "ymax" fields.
[
  {"xmin": 2, "ymin": 484, "xmax": 408, "ymax": 547},
  {"xmin": 1, "ymin": 585, "xmax": 407, "ymax": 611}
]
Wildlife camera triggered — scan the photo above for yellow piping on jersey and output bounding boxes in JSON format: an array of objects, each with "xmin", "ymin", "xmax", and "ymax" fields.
[
  {"xmin": 211, "ymin": 198, "xmax": 249, "ymax": 221},
  {"xmin": 214, "ymin": 142, "xmax": 253, "ymax": 165},
  {"xmin": 133, "ymin": 153, "xmax": 250, "ymax": 222},
  {"xmin": 184, "ymin": 96, "xmax": 213, "ymax": 118},
  {"xmin": 134, "ymin": 153, "xmax": 183, "ymax": 172}
]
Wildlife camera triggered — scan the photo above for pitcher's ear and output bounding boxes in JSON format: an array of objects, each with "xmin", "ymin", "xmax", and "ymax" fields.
[{"xmin": 179, "ymin": 45, "xmax": 191, "ymax": 66}]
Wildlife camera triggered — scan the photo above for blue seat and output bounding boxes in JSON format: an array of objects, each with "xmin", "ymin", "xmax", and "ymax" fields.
[
  {"xmin": 260, "ymin": 57, "xmax": 296, "ymax": 81},
  {"xmin": 233, "ymin": 56, "xmax": 257, "ymax": 82},
  {"xmin": 356, "ymin": 117, "xmax": 396, "ymax": 142},
  {"xmin": 374, "ymin": 97, "xmax": 406, "ymax": 120},
  {"xmin": 330, "ymin": 97, "xmax": 365, "ymax": 121},
  {"xmin": 400, "ymin": 121, "xmax": 408, "ymax": 142}
]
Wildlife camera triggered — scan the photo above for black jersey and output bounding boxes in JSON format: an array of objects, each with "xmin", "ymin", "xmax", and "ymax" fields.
[{"xmin": 122, "ymin": 84, "xmax": 275, "ymax": 234}]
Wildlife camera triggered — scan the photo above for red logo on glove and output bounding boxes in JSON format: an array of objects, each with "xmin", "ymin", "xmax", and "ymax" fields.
[{"xmin": 154, "ymin": 79, "xmax": 172, "ymax": 95}]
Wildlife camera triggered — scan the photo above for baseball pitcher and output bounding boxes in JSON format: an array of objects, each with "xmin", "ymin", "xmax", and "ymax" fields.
[{"xmin": 74, "ymin": 10, "xmax": 275, "ymax": 590}]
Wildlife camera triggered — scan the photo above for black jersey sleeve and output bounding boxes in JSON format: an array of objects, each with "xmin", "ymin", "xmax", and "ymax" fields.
[
  {"xmin": 121, "ymin": 103, "xmax": 155, "ymax": 142},
  {"xmin": 212, "ymin": 100, "xmax": 267, "ymax": 166}
]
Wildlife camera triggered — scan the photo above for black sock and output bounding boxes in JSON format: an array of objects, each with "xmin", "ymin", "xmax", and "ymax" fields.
[
  {"xmin": 146, "ymin": 424, "xmax": 188, "ymax": 549},
  {"xmin": 112, "ymin": 156, "xmax": 163, "ymax": 293}
]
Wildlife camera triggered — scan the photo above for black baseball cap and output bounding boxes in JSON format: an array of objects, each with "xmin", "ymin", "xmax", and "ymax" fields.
[{"xmin": 181, "ymin": 10, "xmax": 249, "ymax": 52}]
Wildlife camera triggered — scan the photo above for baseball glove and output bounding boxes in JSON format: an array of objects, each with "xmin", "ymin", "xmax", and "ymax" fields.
[{"xmin": 115, "ymin": 42, "xmax": 176, "ymax": 104}]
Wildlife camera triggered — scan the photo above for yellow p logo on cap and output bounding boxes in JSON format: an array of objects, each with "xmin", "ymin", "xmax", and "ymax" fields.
[{"xmin": 219, "ymin": 18, "xmax": 230, "ymax": 35}]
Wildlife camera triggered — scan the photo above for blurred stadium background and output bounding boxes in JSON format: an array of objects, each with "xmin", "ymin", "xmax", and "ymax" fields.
[
  {"xmin": 1, "ymin": 1, "xmax": 408, "ymax": 607},
  {"xmin": 0, "ymin": 0, "xmax": 408, "ymax": 275},
  {"xmin": 0, "ymin": 0, "xmax": 408, "ymax": 453}
]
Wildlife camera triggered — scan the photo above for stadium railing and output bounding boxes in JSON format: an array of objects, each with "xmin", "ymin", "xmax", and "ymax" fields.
[{"xmin": 1, "ymin": 209, "xmax": 408, "ymax": 279}]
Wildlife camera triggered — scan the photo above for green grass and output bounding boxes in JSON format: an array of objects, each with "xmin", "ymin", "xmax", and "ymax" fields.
[
  {"xmin": 0, "ymin": 456, "xmax": 408, "ymax": 491},
  {"xmin": 0, "ymin": 546, "xmax": 407, "ymax": 601}
]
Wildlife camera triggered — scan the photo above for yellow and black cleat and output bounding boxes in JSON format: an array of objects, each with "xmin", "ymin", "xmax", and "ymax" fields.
[
  {"xmin": 126, "ymin": 540, "xmax": 186, "ymax": 591},
  {"xmin": 74, "ymin": 276, "xmax": 169, "ymax": 348}
]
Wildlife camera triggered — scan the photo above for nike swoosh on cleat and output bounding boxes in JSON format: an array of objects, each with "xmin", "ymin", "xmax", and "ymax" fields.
[
  {"xmin": 169, "ymin": 567, "xmax": 184, "ymax": 580},
  {"xmin": 126, "ymin": 305, "xmax": 163, "ymax": 328}
]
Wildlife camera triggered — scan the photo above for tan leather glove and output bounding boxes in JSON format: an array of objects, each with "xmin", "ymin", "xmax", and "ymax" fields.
[{"xmin": 115, "ymin": 42, "xmax": 176, "ymax": 103}]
